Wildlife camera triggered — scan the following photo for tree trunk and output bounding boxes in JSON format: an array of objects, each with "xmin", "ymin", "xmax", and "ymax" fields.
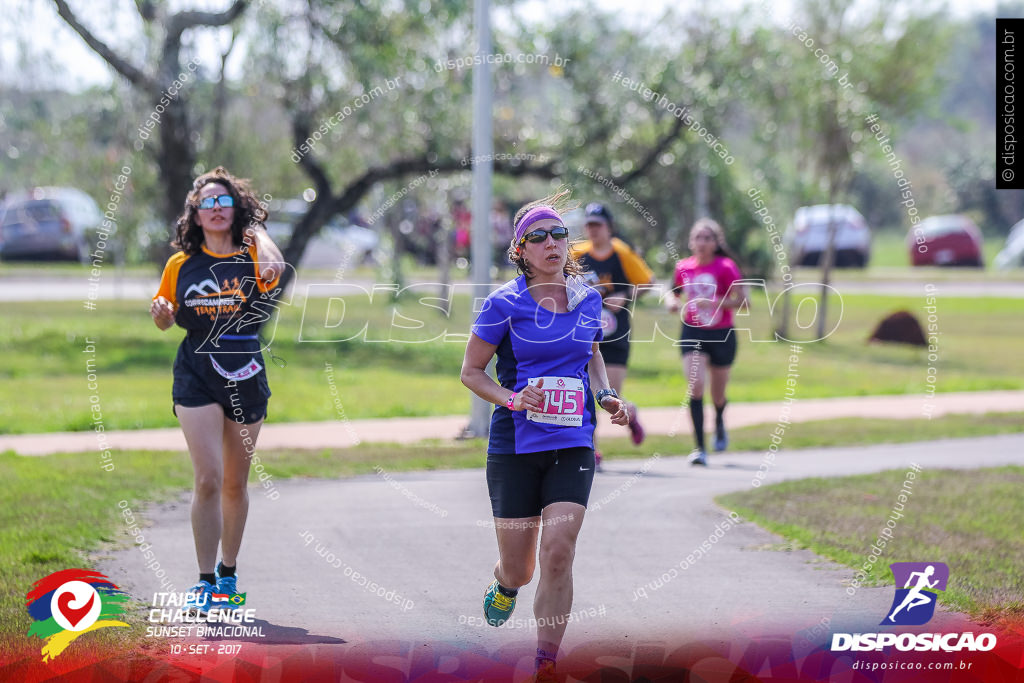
[
  {"xmin": 387, "ymin": 205, "xmax": 404, "ymax": 299},
  {"xmin": 817, "ymin": 191, "xmax": 838, "ymax": 341},
  {"xmin": 436, "ymin": 197, "xmax": 453, "ymax": 312},
  {"xmin": 156, "ymin": 96, "xmax": 196, "ymax": 241}
]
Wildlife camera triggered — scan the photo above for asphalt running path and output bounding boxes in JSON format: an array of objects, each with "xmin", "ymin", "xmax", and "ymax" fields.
[
  {"xmin": 5, "ymin": 391, "xmax": 1024, "ymax": 456},
  {"xmin": 96, "ymin": 434, "xmax": 1023, "ymax": 662}
]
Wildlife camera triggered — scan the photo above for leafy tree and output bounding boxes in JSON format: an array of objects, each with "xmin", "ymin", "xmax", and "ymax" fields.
[
  {"xmin": 745, "ymin": 0, "xmax": 952, "ymax": 336},
  {"xmin": 53, "ymin": 0, "xmax": 249, "ymax": 232}
]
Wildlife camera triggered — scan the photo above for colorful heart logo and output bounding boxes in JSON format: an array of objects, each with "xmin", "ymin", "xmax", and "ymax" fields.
[
  {"xmin": 27, "ymin": 569, "xmax": 129, "ymax": 662},
  {"xmin": 49, "ymin": 581, "xmax": 101, "ymax": 632},
  {"xmin": 56, "ymin": 591, "xmax": 95, "ymax": 629}
]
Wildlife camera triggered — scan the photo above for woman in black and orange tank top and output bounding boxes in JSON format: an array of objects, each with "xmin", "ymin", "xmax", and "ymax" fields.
[{"xmin": 150, "ymin": 166, "xmax": 284, "ymax": 613}]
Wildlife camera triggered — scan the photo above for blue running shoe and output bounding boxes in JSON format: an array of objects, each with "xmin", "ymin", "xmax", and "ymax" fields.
[
  {"xmin": 184, "ymin": 580, "xmax": 214, "ymax": 614},
  {"xmin": 212, "ymin": 573, "xmax": 244, "ymax": 611},
  {"xmin": 688, "ymin": 449, "xmax": 707, "ymax": 466},
  {"xmin": 483, "ymin": 580, "xmax": 516, "ymax": 626},
  {"xmin": 714, "ymin": 428, "xmax": 728, "ymax": 452}
]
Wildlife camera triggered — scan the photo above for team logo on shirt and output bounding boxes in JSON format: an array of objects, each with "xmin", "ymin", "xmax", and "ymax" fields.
[
  {"xmin": 683, "ymin": 272, "xmax": 722, "ymax": 326},
  {"xmin": 184, "ymin": 276, "xmax": 250, "ymax": 321},
  {"xmin": 183, "ymin": 278, "xmax": 221, "ymax": 299},
  {"xmin": 594, "ymin": 273, "xmax": 616, "ymax": 296}
]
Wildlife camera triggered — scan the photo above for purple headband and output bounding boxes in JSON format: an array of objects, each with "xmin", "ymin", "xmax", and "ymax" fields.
[{"xmin": 514, "ymin": 206, "xmax": 563, "ymax": 244}]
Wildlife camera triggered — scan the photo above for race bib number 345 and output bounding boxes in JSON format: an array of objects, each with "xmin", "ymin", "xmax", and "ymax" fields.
[{"xmin": 526, "ymin": 376, "xmax": 585, "ymax": 427}]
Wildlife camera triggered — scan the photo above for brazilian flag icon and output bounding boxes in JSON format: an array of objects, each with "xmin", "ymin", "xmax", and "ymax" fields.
[{"xmin": 229, "ymin": 593, "xmax": 246, "ymax": 606}]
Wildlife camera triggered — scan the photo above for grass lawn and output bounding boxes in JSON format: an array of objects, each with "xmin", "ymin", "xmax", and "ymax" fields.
[
  {"xmin": 2, "ymin": 411, "xmax": 1023, "ymax": 648},
  {"xmin": 2, "ymin": 290, "xmax": 1023, "ymax": 434},
  {"xmin": 717, "ymin": 467, "xmax": 1024, "ymax": 626}
]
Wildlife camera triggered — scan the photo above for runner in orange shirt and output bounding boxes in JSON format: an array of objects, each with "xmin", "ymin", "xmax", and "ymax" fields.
[
  {"xmin": 150, "ymin": 166, "xmax": 284, "ymax": 612},
  {"xmin": 571, "ymin": 203, "xmax": 655, "ymax": 468}
]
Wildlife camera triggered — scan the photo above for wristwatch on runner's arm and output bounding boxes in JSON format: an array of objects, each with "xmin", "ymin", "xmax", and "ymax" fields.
[{"xmin": 594, "ymin": 388, "xmax": 618, "ymax": 406}]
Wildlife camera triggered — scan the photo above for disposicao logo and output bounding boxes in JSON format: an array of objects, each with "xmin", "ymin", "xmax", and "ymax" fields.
[
  {"xmin": 26, "ymin": 569, "xmax": 130, "ymax": 662},
  {"xmin": 831, "ymin": 562, "xmax": 996, "ymax": 653},
  {"xmin": 883, "ymin": 562, "xmax": 948, "ymax": 626}
]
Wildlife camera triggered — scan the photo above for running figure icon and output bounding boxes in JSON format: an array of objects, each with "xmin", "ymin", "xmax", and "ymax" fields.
[{"xmin": 887, "ymin": 565, "xmax": 939, "ymax": 622}]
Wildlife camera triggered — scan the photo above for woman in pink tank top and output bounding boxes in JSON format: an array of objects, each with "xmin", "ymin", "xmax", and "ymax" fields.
[{"xmin": 667, "ymin": 218, "xmax": 748, "ymax": 465}]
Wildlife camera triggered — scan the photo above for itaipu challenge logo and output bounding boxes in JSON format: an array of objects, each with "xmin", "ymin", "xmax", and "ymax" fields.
[
  {"xmin": 26, "ymin": 569, "xmax": 130, "ymax": 662},
  {"xmin": 882, "ymin": 562, "xmax": 949, "ymax": 626}
]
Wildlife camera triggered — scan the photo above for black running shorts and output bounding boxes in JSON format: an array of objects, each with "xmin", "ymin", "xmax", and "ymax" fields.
[
  {"xmin": 598, "ymin": 336, "xmax": 630, "ymax": 366},
  {"xmin": 678, "ymin": 324, "xmax": 738, "ymax": 367},
  {"xmin": 486, "ymin": 447, "xmax": 596, "ymax": 519},
  {"xmin": 171, "ymin": 336, "xmax": 270, "ymax": 424}
]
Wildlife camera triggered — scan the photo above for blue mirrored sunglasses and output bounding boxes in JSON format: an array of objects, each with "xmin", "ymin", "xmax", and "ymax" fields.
[{"xmin": 198, "ymin": 194, "xmax": 235, "ymax": 210}]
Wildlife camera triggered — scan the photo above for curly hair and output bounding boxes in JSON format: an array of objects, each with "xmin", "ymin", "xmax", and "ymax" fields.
[
  {"xmin": 172, "ymin": 166, "xmax": 268, "ymax": 255},
  {"xmin": 507, "ymin": 186, "xmax": 584, "ymax": 279}
]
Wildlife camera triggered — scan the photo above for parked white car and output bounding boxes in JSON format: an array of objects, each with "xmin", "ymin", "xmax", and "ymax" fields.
[
  {"xmin": 994, "ymin": 218, "xmax": 1024, "ymax": 269},
  {"xmin": 265, "ymin": 199, "xmax": 379, "ymax": 269},
  {"xmin": 786, "ymin": 204, "xmax": 871, "ymax": 268}
]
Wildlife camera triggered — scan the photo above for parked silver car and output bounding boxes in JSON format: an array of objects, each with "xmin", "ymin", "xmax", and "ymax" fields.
[
  {"xmin": 786, "ymin": 204, "xmax": 871, "ymax": 268},
  {"xmin": 264, "ymin": 199, "xmax": 379, "ymax": 269},
  {"xmin": 0, "ymin": 187, "xmax": 104, "ymax": 262}
]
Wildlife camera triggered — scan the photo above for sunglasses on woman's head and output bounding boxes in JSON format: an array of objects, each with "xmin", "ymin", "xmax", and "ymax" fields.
[
  {"xmin": 197, "ymin": 194, "xmax": 235, "ymax": 210},
  {"xmin": 520, "ymin": 225, "xmax": 569, "ymax": 244}
]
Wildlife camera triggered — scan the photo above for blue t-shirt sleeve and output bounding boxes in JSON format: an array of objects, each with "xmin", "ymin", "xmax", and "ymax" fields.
[{"xmin": 471, "ymin": 288, "xmax": 512, "ymax": 345}]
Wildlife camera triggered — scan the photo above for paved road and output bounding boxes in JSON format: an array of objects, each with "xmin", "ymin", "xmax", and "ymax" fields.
[
  {"xmin": 97, "ymin": 434, "xmax": 1022, "ymax": 662},
  {"xmin": 6, "ymin": 391, "xmax": 1023, "ymax": 455}
]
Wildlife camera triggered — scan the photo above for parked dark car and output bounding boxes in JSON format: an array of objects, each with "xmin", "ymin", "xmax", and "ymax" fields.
[
  {"xmin": 786, "ymin": 204, "xmax": 871, "ymax": 267},
  {"xmin": 0, "ymin": 187, "xmax": 103, "ymax": 262},
  {"xmin": 910, "ymin": 215, "xmax": 983, "ymax": 268}
]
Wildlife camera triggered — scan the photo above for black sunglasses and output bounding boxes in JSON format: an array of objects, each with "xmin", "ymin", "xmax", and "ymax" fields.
[
  {"xmin": 198, "ymin": 194, "xmax": 235, "ymax": 210},
  {"xmin": 520, "ymin": 225, "xmax": 569, "ymax": 244}
]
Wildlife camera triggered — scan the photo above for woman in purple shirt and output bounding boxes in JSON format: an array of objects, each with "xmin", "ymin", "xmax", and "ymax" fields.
[{"xmin": 461, "ymin": 189, "xmax": 629, "ymax": 681}]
